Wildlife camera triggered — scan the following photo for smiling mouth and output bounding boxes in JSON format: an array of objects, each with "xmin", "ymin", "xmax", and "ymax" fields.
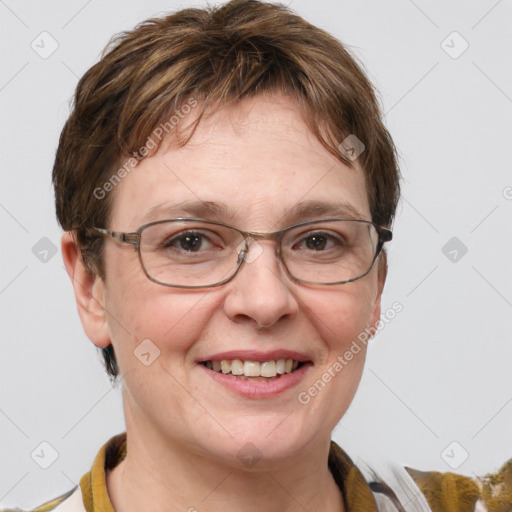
[{"xmin": 200, "ymin": 359, "xmax": 305, "ymax": 381}]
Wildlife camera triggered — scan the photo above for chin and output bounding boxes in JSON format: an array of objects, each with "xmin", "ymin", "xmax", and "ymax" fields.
[{"xmin": 204, "ymin": 417, "xmax": 320, "ymax": 467}]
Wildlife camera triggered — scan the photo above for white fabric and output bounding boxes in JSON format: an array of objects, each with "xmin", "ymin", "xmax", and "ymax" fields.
[
  {"xmin": 372, "ymin": 491, "xmax": 406, "ymax": 511},
  {"xmin": 365, "ymin": 457, "xmax": 433, "ymax": 512},
  {"xmin": 337, "ymin": 425, "xmax": 433, "ymax": 512},
  {"xmin": 474, "ymin": 499, "xmax": 488, "ymax": 512},
  {"xmin": 51, "ymin": 487, "xmax": 85, "ymax": 512}
]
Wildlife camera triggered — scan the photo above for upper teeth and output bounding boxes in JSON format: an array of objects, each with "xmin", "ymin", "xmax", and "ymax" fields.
[{"xmin": 205, "ymin": 359, "xmax": 300, "ymax": 378}]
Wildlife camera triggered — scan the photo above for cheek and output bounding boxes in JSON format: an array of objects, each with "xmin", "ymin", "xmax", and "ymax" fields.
[
  {"xmin": 105, "ymin": 271, "xmax": 216, "ymax": 368},
  {"xmin": 110, "ymin": 285, "xmax": 212, "ymax": 351},
  {"xmin": 300, "ymin": 286, "xmax": 376, "ymax": 425},
  {"xmin": 302, "ymin": 282, "xmax": 376, "ymax": 351}
]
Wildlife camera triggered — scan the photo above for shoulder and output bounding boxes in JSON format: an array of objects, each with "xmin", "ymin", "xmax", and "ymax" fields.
[
  {"xmin": 329, "ymin": 435, "xmax": 511, "ymax": 511},
  {"xmin": 405, "ymin": 458, "xmax": 512, "ymax": 512},
  {"xmin": 405, "ymin": 466, "xmax": 480, "ymax": 511},
  {"xmin": 0, "ymin": 486, "xmax": 83, "ymax": 512}
]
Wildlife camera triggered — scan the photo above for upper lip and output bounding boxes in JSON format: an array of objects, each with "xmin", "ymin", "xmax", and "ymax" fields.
[{"xmin": 197, "ymin": 350, "xmax": 312, "ymax": 363}]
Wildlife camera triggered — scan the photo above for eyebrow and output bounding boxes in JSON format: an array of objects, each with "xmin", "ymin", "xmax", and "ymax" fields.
[{"xmin": 140, "ymin": 199, "xmax": 367, "ymax": 226}]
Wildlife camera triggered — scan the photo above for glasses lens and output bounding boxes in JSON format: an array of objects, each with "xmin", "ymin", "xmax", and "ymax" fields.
[
  {"xmin": 281, "ymin": 220, "xmax": 379, "ymax": 284},
  {"xmin": 139, "ymin": 220, "xmax": 245, "ymax": 287},
  {"xmin": 138, "ymin": 219, "xmax": 381, "ymax": 287}
]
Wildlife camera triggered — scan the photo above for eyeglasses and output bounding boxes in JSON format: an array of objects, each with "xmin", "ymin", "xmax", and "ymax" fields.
[{"xmin": 89, "ymin": 218, "xmax": 392, "ymax": 288}]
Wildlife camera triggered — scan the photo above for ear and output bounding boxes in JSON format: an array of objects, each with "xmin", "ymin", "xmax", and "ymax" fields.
[
  {"xmin": 368, "ymin": 252, "xmax": 388, "ymax": 336},
  {"xmin": 61, "ymin": 232, "xmax": 111, "ymax": 348}
]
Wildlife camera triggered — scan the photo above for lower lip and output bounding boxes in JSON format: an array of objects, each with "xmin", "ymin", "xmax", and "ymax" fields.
[{"xmin": 200, "ymin": 363, "xmax": 312, "ymax": 399}]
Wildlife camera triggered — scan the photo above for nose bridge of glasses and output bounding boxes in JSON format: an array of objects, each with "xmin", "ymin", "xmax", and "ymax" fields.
[
  {"xmin": 236, "ymin": 230, "xmax": 282, "ymax": 265},
  {"xmin": 243, "ymin": 228, "xmax": 282, "ymax": 242}
]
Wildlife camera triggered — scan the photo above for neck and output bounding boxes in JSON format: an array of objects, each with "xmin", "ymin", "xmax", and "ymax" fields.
[{"xmin": 107, "ymin": 427, "xmax": 345, "ymax": 512}]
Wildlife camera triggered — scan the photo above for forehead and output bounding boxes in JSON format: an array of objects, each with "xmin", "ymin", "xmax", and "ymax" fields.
[{"xmin": 109, "ymin": 94, "xmax": 370, "ymax": 230}]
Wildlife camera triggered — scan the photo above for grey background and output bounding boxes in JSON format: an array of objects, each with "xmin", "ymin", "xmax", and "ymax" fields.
[{"xmin": 1, "ymin": 0, "xmax": 511, "ymax": 508}]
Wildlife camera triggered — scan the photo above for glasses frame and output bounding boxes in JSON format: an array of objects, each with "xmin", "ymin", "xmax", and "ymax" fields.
[{"xmin": 89, "ymin": 217, "xmax": 392, "ymax": 289}]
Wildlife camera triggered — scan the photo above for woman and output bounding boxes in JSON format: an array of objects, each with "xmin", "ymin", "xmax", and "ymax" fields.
[{"xmin": 12, "ymin": 1, "xmax": 510, "ymax": 511}]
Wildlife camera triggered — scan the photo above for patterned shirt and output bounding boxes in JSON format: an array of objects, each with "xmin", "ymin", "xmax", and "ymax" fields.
[{"xmin": 6, "ymin": 432, "xmax": 510, "ymax": 512}]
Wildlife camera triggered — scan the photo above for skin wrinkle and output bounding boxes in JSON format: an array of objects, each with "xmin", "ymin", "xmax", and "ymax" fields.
[{"xmin": 63, "ymin": 93, "xmax": 386, "ymax": 512}]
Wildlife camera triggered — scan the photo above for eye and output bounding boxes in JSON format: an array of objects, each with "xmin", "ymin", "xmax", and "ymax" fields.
[
  {"xmin": 162, "ymin": 230, "xmax": 219, "ymax": 252},
  {"xmin": 292, "ymin": 231, "xmax": 345, "ymax": 252}
]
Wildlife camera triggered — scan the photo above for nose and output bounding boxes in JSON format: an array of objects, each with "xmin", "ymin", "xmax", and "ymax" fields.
[{"xmin": 223, "ymin": 239, "xmax": 299, "ymax": 329}]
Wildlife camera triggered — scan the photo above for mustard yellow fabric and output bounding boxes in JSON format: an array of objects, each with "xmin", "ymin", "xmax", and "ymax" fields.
[
  {"xmin": 405, "ymin": 467, "xmax": 480, "ymax": 512},
  {"xmin": 9, "ymin": 432, "xmax": 512, "ymax": 512}
]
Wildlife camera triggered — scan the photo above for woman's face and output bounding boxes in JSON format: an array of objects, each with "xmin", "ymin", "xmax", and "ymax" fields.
[{"xmin": 80, "ymin": 94, "xmax": 385, "ymax": 466}]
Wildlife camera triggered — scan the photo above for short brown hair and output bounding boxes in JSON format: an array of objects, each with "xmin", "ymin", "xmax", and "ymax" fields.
[{"xmin": 53, "ymin": 0, "xmax": 401, "ymax": 384}]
